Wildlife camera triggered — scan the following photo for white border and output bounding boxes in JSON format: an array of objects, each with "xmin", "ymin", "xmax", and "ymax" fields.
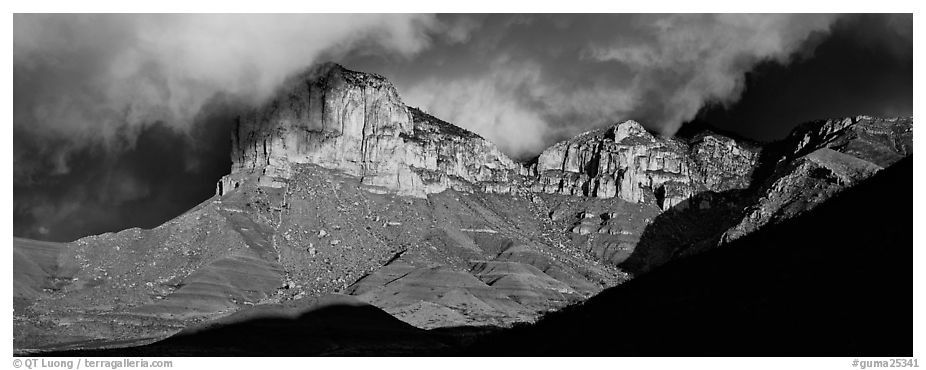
[{"xmin": 4, "ymin": 3, "xmax": 922, "ymax": 369}]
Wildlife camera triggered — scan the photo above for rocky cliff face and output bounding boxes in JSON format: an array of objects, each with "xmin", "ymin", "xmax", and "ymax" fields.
[
  {"xmin": 218, "ymin": 62, "xmax": 521, "ymax": 198},
  {"xmin": 721, "ymin": 116, "xmax": 913, "ymax": 243},
  {"xmin": 219, "ymin": 63, "xmax": 761, "ymax": 213},
  {"xmin": 529, "ymin": 120, "xmax": 759, "ymax": 210},
  {"xmin": 401, "ymin": 107, "xmax": 527, "ymax": 193}
]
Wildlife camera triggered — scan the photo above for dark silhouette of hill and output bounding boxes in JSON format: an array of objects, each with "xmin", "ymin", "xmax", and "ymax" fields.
[
  {"xmin": 465, "ymin": 156, "xmax": 912, "ymax": 356},
  {"xmin": 41, "ymin": 295, "xmax": 459, "ymax": 356},
  {"xmin": 617, "ymin": 189, "xmax": 752, "ymax": 275}
]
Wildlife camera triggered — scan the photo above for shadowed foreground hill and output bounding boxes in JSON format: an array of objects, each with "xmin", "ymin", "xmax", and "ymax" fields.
[
  {"xmin": 42, "ymin": 294, "xmax": 461, "ymax": 356},
  {"xmin": 466, "ymin": 156, "xmax": 912, "ymax": 356}
]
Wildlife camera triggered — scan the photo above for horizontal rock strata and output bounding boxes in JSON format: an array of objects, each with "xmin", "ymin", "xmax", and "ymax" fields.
[
  {"xmin": 219, "ymin": 62, "xmax": 521, "ymax": 198},
  {"xmin": 530, "ymin": 120, "xmax": 759, "ymax": 210},
  {"xmin": 219, "ymin": 62, "xmax": 761, "ymax": 213}
]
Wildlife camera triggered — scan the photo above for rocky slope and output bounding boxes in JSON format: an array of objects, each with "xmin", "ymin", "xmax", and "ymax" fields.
[
  {"xmin": 720, "ymin": 116, "xmax": 913, "ymax": 243},
  {"xmin": 467, "ymin": 156, "xmax": 913, "ymax": 356},
  {"xmin": 37, "ymin": 157, "xmax": 915, "ymax": 356},
  {"xmin": 13, "ymin": 62, "xmax": 913, "ymax": 354}
]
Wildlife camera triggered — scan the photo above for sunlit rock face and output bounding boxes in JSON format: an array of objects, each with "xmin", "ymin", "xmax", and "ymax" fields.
[
  {"xmin": 773, "ymin": 116, "xmax": 913, "ymax": 168},
  {"xmin": 219, "ymin": 63, "xmax": 908, "ymax": 229},
  {"xmin": 721, "ymin": 116, "xmax": 913, "ymax": 243},
  {"xmin": 687, "ymin": 132, "xmax": 761, "ymax": 192},
  {"xmin": 400, "ymin": 107, "xmax": 524, "ymax": 194},
  {"xmin": 218, "ymin": 62, "xmax": 762, "ymax": 211},
  {"xmin": 530, "ymin": 120, "xmax": 759, "ymax": 210},
  {"xmin": 219, "ymin": 63, "xmax": 522, "ymax": 198}
]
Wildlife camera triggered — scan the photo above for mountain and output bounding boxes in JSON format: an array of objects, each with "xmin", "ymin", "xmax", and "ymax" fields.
[
  {"xmin": 43, "ymin": 156, "xmax": 913, "ymax": 357},
  {"xmin": 218, "ymin": 62, "xmax": 524, "ymax": 198},
  {"xmin": 721, "ymin": 116, "xmax": 912, "ymax": 243},
  {"xmin": 13, "ymin": 62, "xmax": 912, "ymax": 355},
  {"xmin": 465, "ymin": 156, "xmax": 913, "ymax": 356}
]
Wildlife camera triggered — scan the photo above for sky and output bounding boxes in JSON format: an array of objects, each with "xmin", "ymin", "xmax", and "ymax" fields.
[{"xmin": 13, "ymin": 13, "xmax": 913, "ymax": 242}]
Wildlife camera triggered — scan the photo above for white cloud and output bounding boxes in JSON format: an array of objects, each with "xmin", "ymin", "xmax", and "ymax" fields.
[
  {"xmin": 14, "ymin": 14, "xmax": 441, "ymax": 144},
  {"xmin": 400, "ymin": 14, "xmax": 837, "ymax": 157}
]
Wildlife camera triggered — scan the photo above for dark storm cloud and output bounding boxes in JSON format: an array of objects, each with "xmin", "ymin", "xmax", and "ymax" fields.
[
  {"xmin": 14, "ymin": 14, "xmax": 441, "ymax": 139},
  {"xmin": 14, "ymin": 14, "xmax": 443, "ymax": 241},
  {"xmin": 693, "ymin": 14, "xmax": 913, "ymax": 141},
  {"xmin": 13, "ymin": 96, "xmax": 241, "ymax": 241},
  {"xmin": 339, "ymin": 14, "xmax": 838, "ymax": 157}
]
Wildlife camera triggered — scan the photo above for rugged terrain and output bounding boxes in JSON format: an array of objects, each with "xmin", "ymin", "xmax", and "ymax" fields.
[
  {"xmin": 467, "ymin": 156, "xmax": 913, "ymax": 356},
  {"xmin": 43, "ymin": 156, "xmax": 913, "ymax": 356},
  {"xmin": 13, "ymin": 62, "xmax": 912, "ymax": 355}
]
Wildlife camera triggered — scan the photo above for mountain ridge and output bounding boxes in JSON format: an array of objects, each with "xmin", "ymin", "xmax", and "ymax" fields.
[{"xmin": 13, "ymin": 61, "xmax": 913, "ymax": 354}]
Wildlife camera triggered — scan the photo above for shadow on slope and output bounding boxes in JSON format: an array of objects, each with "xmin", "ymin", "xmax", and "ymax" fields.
[
  {"xmin": 42, "ymin": 295, "xmax": 459, "ymax": 356},
  {"xmin": 40, "ymin": 157, "xmax": 912, "ymax": 357},
  {"xmin": 618, "ymin": 127, "xmax": 782, "ymax": 275},
  {"xmin": 618, "ymin": 189, "xmax": 752, "ymax": 274},
  {"xmin": 466, "ymin": 156, "xmax": 912, "ymax": 356}
]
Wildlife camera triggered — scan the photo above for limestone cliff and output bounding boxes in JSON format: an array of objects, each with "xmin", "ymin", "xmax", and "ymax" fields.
[
  {"xmin": 529, "ymin": 120, "xmax": 759, "ymax": 210},
  {"xmin": 217, "ymin": 62, "xmax": 909, "ymax": 236},
  {"xmin": 218, "ymin": 62, "xmax": 522, "ymax": 198},
  {"xmin": 218, "ymin": 63, "xmax": 763, "ymax": 212}
]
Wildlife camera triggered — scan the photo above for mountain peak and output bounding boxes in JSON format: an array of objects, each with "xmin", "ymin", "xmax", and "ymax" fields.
[
  {"xmin": 219, "ymin": 63, "xmax": 913, "ymax": 216},
  {"xmin": 219, "ymin": 62, "xmax": 521, "ymax": 198},
  {"xmin": 610, "ymin": 119, "xmax": 651, "ymax": 143},
  {"xmin": 276, "ymin": 61, "xmax": 393, "ymax": 97}
]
